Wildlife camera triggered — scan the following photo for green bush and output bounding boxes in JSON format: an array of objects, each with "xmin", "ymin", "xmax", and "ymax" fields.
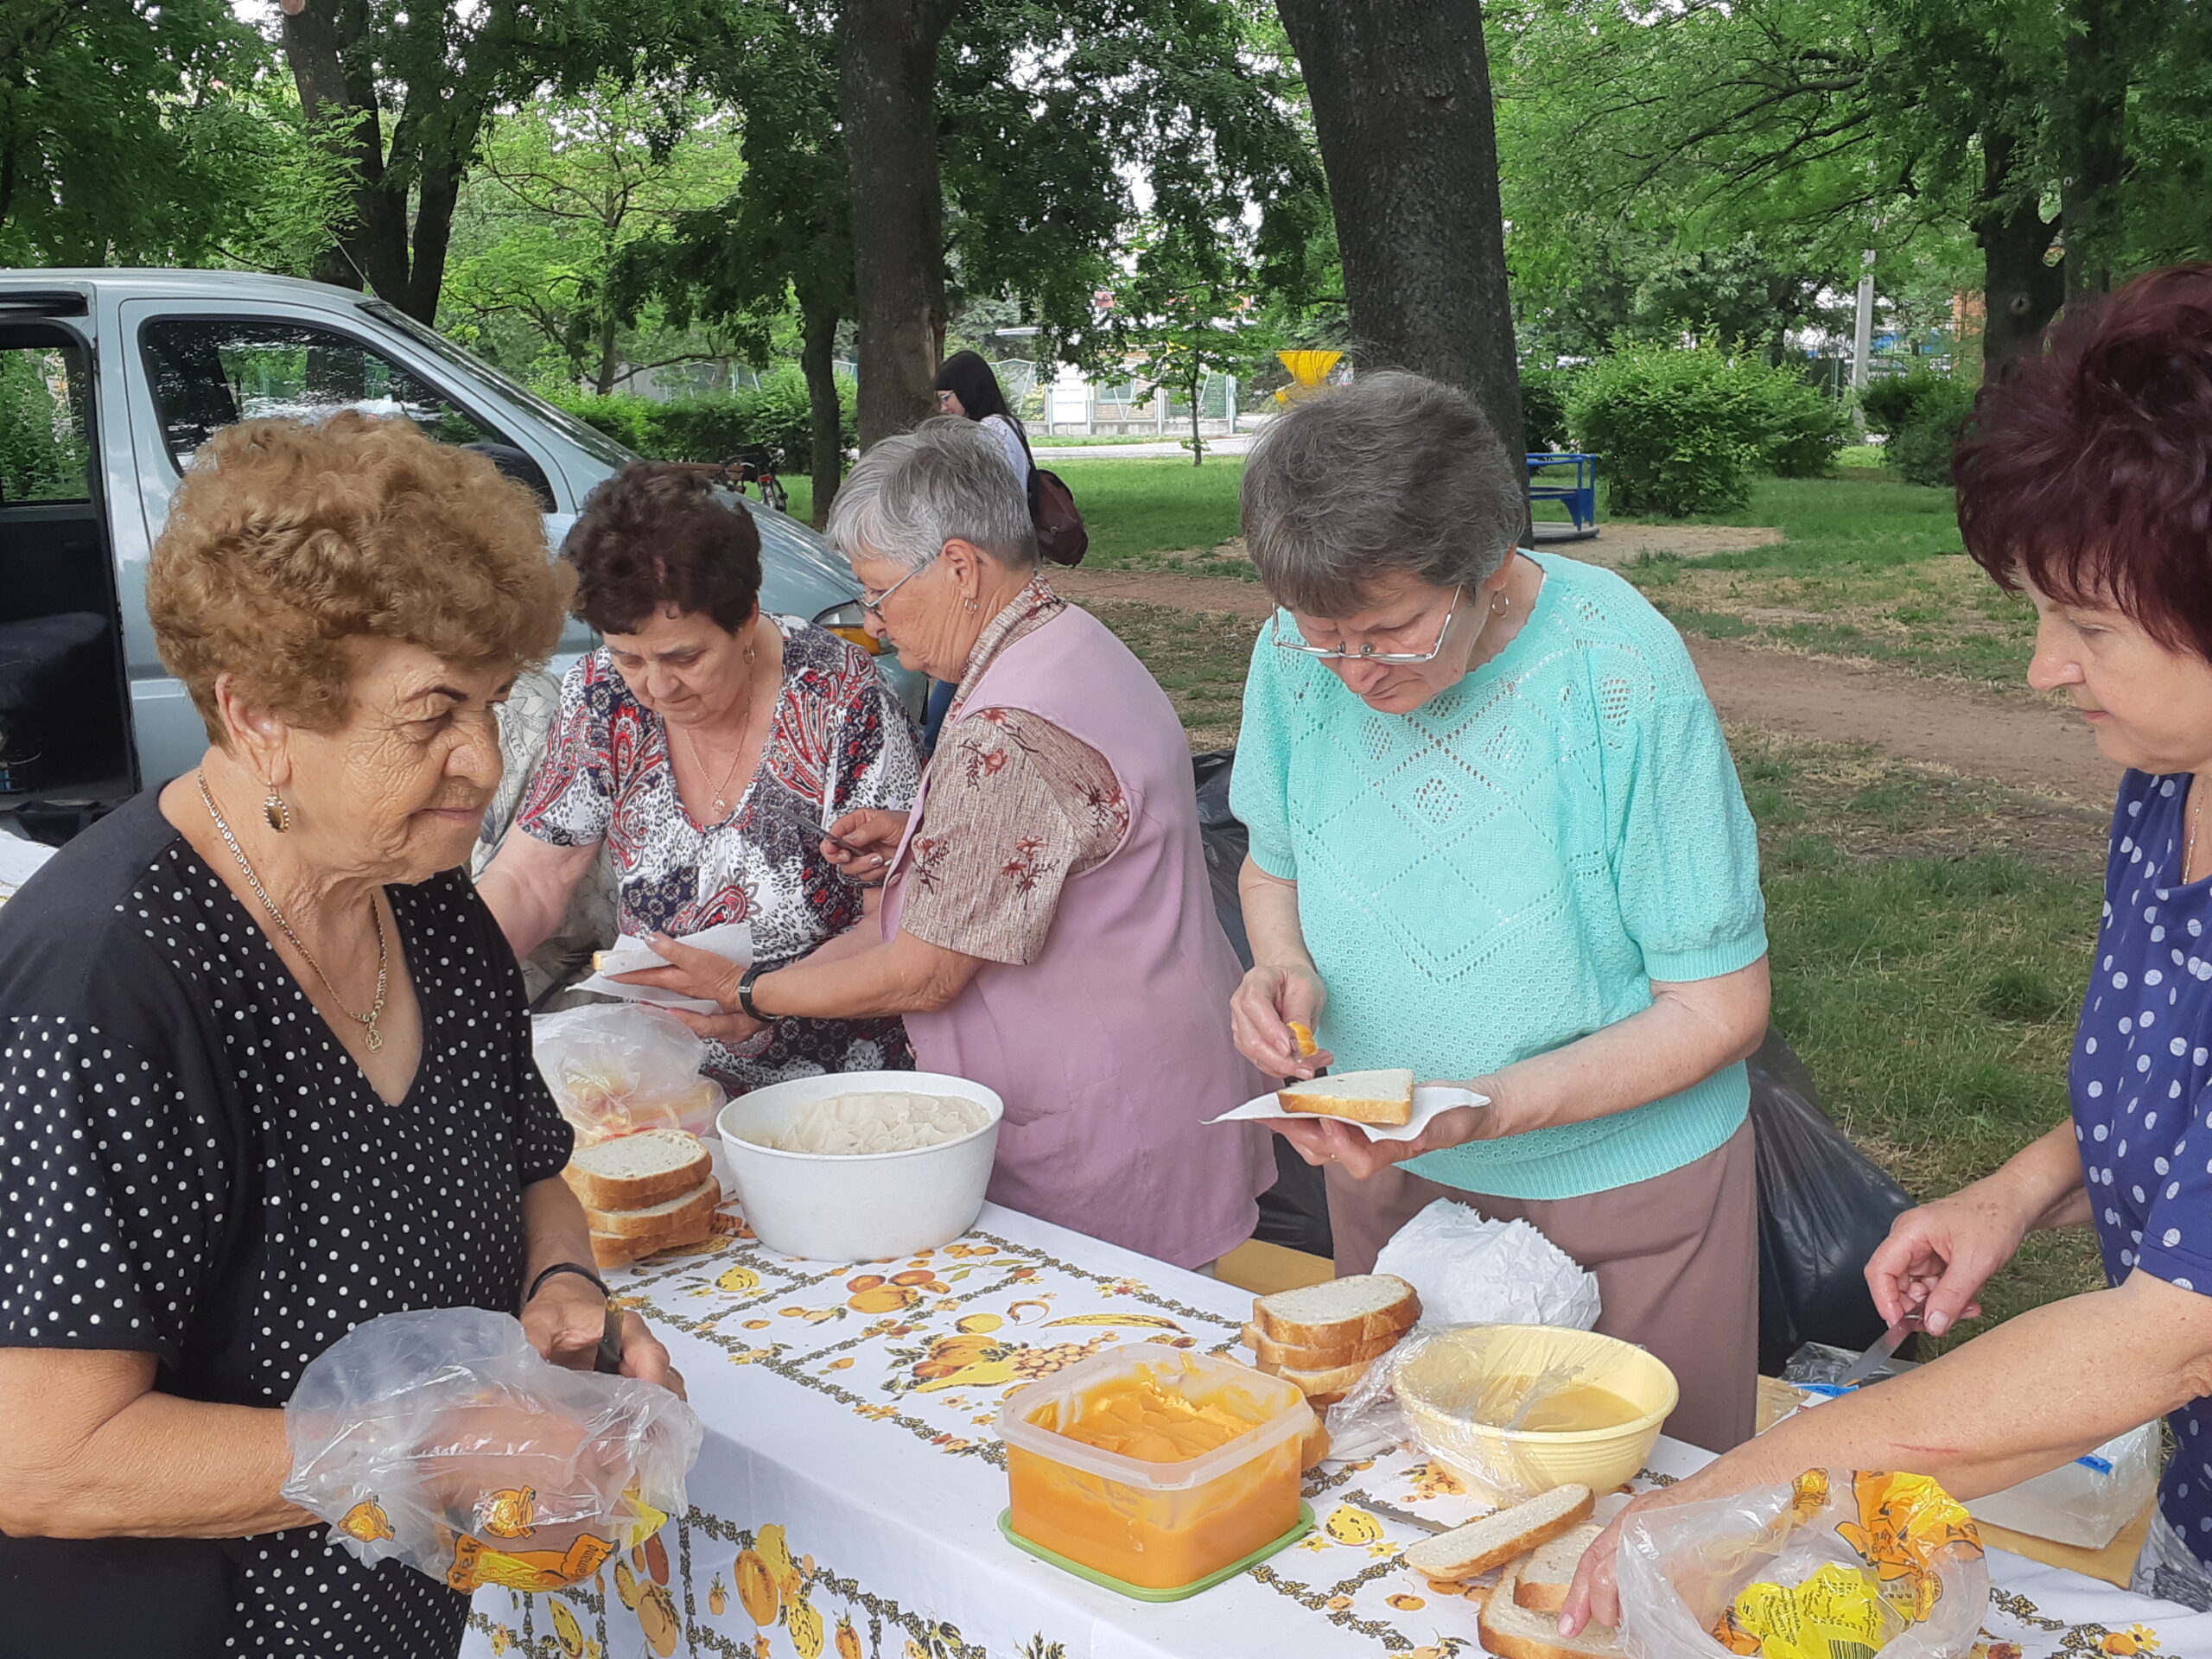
[
  {"xmin": 1743, "ymin": 370, "xmax": 1851, "ymax": 478},
  {"xmin": 1567, "ymin": 341, "xmax": 1847, "ymax": 515},
  {"xmin": 1856, "ymin": 372, "xmax": 1941, "ymax": 441},
  {"xmin": 1565, "ymin": 343, "xmax": 1754, "ymax": 517},
  {"xmin": 539, "ymin": 367, "xmax": 857, "ymax": 472},
  {"xmin": 1519, "ymin": 365, "xmax": 1579, "ymax": 453},
  {"xmin": 1885, "ymin": 379, "xmax": 1976, "ymax": 488}
]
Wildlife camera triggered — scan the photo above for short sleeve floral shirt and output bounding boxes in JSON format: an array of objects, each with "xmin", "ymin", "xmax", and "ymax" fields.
[
  {"xmin": 896, "ymin": 579, "xmax": 1131, "ymax": 965},
  {"xmin": 518, "ymin": 618, "xmax": 922, "ymax": 1090}
]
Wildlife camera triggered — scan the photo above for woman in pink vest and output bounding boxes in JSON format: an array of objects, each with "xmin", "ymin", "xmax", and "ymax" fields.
[{"xmin": 620, "ymin": 418, "xmax": 1273, "ymax": 1268}]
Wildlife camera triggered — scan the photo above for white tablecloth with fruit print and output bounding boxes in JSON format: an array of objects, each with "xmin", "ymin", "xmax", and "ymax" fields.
[{"xmin": 461, "ymin": 1201, "xmax": 2212, "ymax": 1659}]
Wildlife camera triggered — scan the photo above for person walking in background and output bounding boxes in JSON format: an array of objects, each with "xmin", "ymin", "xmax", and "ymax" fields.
[
  {"xmin": 935, "ymin": 349, "xmax": 1033, "ymax": 482},
  {"xmin": 924, "ymin": 351, "xmax": 1037, "ymax": 752}
]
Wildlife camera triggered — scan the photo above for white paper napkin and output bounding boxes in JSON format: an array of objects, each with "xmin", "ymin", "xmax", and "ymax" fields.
[
  {"xmin": 575, "ymin": 920, "xmax": 754, "ymax": 1014},
  {"xmin": 1206, "ymin": 1082, "xmax": 1489, "ymax": 1143}
]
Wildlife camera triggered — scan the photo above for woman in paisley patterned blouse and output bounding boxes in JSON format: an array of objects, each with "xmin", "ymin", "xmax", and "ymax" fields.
[
  {"xmin": 618, "ymin": 420, "xmax": 1273, "ymax": 1269},
  {"xmin": 479, "ymin": 463, "xmax": 922, "ymax": 1095}
]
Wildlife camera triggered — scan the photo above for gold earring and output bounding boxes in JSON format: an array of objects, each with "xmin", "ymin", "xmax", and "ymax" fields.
[{"xmin": 263, "ymin": 785, "xmax": 292, "ymax": 834}]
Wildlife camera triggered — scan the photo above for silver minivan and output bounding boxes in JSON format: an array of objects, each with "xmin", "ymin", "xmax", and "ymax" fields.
[{"xmin": 0, "ymin": 270, "xmax": 909, "ymax": 840}]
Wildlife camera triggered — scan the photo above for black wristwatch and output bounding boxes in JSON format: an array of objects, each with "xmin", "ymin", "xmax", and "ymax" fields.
[
  {"xmin": 526, "ymin": 1261, "xmax": 608, "ymax": 1304},
  {"xmin": 737, "ymin": 963, "xmax": 767, "ymax": 1020}
]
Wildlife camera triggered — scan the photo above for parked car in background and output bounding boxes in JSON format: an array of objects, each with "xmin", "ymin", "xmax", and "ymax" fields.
[{"xmin": 0, "ymin": 269, "xmax": 908, "ymax": 842}]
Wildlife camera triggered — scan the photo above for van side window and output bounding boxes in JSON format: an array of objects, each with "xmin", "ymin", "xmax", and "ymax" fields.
[
  {"xmin": 140, "ymin": 319, "xmax": 534, "ymax": 476},
  {"xmin": 0, "ymin": 343, "xmax": 92, "ymax": 505}
]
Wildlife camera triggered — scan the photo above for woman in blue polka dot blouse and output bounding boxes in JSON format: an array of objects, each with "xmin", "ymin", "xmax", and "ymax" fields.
[
  {"xmin": 0, "ymin": 416, "xmax": 680, "ymax": 1658},
  {"xmin": 1560, "ymin": 267, "xmax": 2212, "ymax": 1635}
]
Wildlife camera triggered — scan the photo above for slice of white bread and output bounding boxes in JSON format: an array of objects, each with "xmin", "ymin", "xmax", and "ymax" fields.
[
  {"xmin": 590, "ymin": 1209, "xmax": 715, "ymax": 1269},
  {"xmin": 1241, "ymin": 1319, "xmax": 1402, "ymax": 1371},
  {"xmin": 583, "ymin": 1175, "xmax": 721, "ymax": 1240},
  {"xmin": 1252, "ymin": 1274, "xmax": 1421, "ymax": 1350},
  {"xmin": 1478, "ymin": 1558, "xmax": 1625, "ymax": 1659},
  {"xmin": 1513, "ymin": 1522, "xmax": 1604, "ymax": 1614},
  {"xmin": 563, "ymin": 1130, "xmax": 711, "ymax": 1211},
  {"xmin": 1277, "ymin": 1068, "xmax": 1415, "ymax": 1127},
  {"xmin": 1252, "ymin": 1352, "xmax": 1376, "ymax": 1408},
  {"xmin": 1400, "ymin": 1484, "xmax": 1595, "ymax": 1581}
]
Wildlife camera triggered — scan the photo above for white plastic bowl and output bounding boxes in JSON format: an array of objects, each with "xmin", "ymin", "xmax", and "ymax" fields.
[{"xmin": 715, "ymin": 1070, "xmax": 1003, "ymax": 1262}]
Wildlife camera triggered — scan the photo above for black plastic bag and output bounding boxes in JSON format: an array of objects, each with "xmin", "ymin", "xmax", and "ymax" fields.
[
  {"xmin": 1750, "ymin": 1030, "xmax": 1917, "ymax": 1374},
  {"xmin": 1192, "ymin": 751, "xmax": 1332, "ymax": 1261}
]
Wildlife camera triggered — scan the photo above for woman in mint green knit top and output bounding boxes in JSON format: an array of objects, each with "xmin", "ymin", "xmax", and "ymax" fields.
[{"xmin": 1226, "ymin": 372, "xmax": 1771, "ymax": 1451}]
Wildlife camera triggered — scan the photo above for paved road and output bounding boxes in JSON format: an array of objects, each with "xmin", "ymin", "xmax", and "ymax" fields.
[{"xmin": 1032, "ymin": 434, "xmax": 1257, "ymax": 461}]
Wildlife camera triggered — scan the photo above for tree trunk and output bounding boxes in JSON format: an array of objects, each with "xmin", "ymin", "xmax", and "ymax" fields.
[
  {"xmin": 801, "ymin": 304, "xmax": 846, "ymax": 525},
  {"xmin": 1187, "ymin": 373, "xmax": 1205, "ymax": 465},
  {"xmin": 1273, "ymin": 0, "xmax": 1523, "ymax": 454},
  {"xmin": 2060, "ymin": 0, "xmax": 2135, "ymax": 307},
  {"xmin": 838, "ymin": 0, "xmax": 959, "ymax": 449},
  {"xmin": 1975, "ymin": 136, "xmax": 2067, "ymax": 379},
  {"xmin": 593, "ymin": 311, "xmax": 620, "ymax": 397},
  {"xmin": 280, "ymin": 0, "xmax": 408, "ymax": 301}
]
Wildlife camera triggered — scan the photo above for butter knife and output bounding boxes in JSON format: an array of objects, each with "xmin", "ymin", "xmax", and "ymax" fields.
[
  {"xmin": 1354, "ymin": 1496, "xmax": 1456, "ymax": 1537},
  {"xmin": 1833, "ymin": 1317, "xmax": 1914, "ymax": 1389}
]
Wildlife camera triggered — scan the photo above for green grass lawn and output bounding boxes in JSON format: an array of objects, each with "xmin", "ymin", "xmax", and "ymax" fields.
[
  {"xmin": 1609, "ymin": 473, "xmax": 2046, "ymax": 692},
  {"xmin": 1084, "ymin": 596, "xmax": 2111, "ymax": 1336}
]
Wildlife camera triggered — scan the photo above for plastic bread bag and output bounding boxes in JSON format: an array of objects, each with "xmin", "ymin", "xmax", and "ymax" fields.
[
  {"xmin": 1323, "ymin": 1324, "xmax": 1602, "ymax": 1498},
  {"xmin": 283, "ymin": 1307, "xmax": 703, "ymax": 1593},
  {"xmin": 1617, "ymin": 1469, "xmax": 1991, "ymax": 1659},
  {"xmin": 1372, "ymin": 1202, "xmax": 1602, "ymax": 1331},
  {"xmin": 531, "ymin": 1002, "xmax": 724, "ymax": 1142}
]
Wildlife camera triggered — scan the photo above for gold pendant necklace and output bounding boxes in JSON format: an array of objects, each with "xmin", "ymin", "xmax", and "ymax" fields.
[{"xmin": 198, "ymin": 772, "xmax": 389, "ymax": 1051}]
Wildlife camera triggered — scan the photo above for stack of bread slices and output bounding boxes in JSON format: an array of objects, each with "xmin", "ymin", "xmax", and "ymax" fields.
[
  {"xmin": 1240, "ymin": 1274, "xmax": 1421, "ymax": 1408},
  {"xmin": 1399, "ymin": 1485, "xmax": 1624, "ymax": 1658},
  {"xmin": 563, "ymin": 1129, "xmax": 721, "ymax": 1269}
]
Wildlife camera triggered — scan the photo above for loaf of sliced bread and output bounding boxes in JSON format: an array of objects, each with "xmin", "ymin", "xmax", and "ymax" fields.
[
  {"xmin": 1277, "ymin": 1068, "xmax": 1415, "ymax": 1127},
  {"xmin": 584, "ymin": 1175, "xmax": 721, "ymax": 1240},
  {"xmin": 1514, "ymin": 1523, "xmax": 1604, "ymax": 1614},
  {"xmin": 1241, "ymin": 1319, "xmax": 1401, "ymax": 1371},
  {"xmin": 563, "ymin": 1129, "xmax": 712, "ymax": 1211},
  {"xmin": 1252, "ymin": 1274, "xmax": 1421, "ymax": 1350},
  {"xmin": 1478, "ymin": 1558, "xmax": 1626, "ymax": 1659},
  {"xmin": 1399, "ymin": 1484, "xmax": 1594, "ymax": 1582}
]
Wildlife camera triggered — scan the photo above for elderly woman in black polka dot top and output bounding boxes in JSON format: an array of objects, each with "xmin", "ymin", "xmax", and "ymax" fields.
[{"xmin": 0, "ymin": 414, "xmax": 677, "ymax": 1658}]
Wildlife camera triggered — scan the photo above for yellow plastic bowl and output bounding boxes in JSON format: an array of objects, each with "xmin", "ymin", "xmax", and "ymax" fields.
[{"xmin": 1396, "ymin": 1325, "xmax": 1678, "ymax": 1502}]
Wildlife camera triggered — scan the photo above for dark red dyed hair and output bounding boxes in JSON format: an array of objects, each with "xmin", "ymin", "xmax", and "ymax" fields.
[
  {"xmin": 1958, "ymin": 264, "xmax": 2212, "ymax": 661},
  {"xmin": 564, "ymin": 461, "xmax": 762, "ymax": 636}
]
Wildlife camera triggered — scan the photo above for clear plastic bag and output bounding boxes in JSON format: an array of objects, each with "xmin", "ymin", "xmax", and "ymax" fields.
[
  {"xmin": 283, "ymin": 1307, "xmax": 702, "ymax": 1593},
  {"xmin": 1618, "ymin": 1469, "xmax": 1991, "ymax": 1659},
  {"xmin": 532, "ymin": 1002, "xmax": 724, "ymax": 1142},
  {"xmin": 1372, "ymin": 1202, "xmax": 1602, "ymax": 1330}
]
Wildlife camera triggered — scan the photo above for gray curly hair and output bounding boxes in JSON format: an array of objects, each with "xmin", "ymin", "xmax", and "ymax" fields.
[
  {"xmin": 825, "ymin": 416, "xmax": 1037, "ymax": 572},
  {"xmin": 1241, "ymin": 371, "xmax": 1523, "ymax": 617}
]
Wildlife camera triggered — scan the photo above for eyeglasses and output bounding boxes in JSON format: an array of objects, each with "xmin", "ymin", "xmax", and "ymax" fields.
[
  {"xmin": 1271, "ymin": 587, "xmax": 1465, "ymax": 664},
  {"xmin": 858, "ymin": 550, "xmax": 943, "ymax": 617}
]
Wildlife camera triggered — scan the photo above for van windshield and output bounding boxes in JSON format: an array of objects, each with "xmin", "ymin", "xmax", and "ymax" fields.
[{"xmin": 360, "ymin": 301, "xmax": 637, "ymax": 468}]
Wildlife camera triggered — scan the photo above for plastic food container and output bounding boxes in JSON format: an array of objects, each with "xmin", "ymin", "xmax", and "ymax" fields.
[
  {"xmin": 999, "ymin": 1346, "xmax": 1313, "ymax": 1596},
  {"xmin": 716, "ymin": 1071, "xmax": 1001, "ymax": 1261},
  {"xmin": 1398, "ymin": 1324, "xmax": 1677, "ymax": 1502}
]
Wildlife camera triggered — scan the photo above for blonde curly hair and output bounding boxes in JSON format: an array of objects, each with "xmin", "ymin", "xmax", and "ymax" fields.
[{"xmin": 149, "ymin": 413, "xmax": 570, "ymax": 740}]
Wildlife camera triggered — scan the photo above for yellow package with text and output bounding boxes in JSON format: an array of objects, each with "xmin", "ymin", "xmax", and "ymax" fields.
[{"xmin": 1618, "ymin": 1470, "xmax": 1991, "ymax": 1659}]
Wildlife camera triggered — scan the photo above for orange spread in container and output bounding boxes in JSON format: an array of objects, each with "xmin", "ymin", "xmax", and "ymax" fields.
[
  {"xmin": 1033, "ymin": 1375, "xmax": 1268, "ymax": 1461},
  {"xmin": 1007, "ymin": 1363, "xmax": 1303, "ymax": 1591}
]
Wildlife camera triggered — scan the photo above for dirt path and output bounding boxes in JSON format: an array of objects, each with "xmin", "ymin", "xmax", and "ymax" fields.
[{"xmin": 1054, "ymin": 566, "xmax": 2121, "ymax": 804}]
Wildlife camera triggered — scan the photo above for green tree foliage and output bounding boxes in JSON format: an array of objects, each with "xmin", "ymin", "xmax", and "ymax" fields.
[
  {"xmin": 0, "ymin": 1, "xmax": 346, "ymax": 268},
  {"xmin": 439, "ymin": 84, "xmax": 748, "ymax": 393},
  {"xmin": 1862, "ymin": 372, "xmax": 1977, "ymax": 486},
  {"xmin": 1109, "ymin": 220, "xmax": 1279, "ymax": 465},
  {"xmin": 1491, "ymin": 0, "xmax": 2212, "ymax": 378},
  {"xmin": 542, "ymin": 367, "xmax": 855, "ymax": 467}
]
